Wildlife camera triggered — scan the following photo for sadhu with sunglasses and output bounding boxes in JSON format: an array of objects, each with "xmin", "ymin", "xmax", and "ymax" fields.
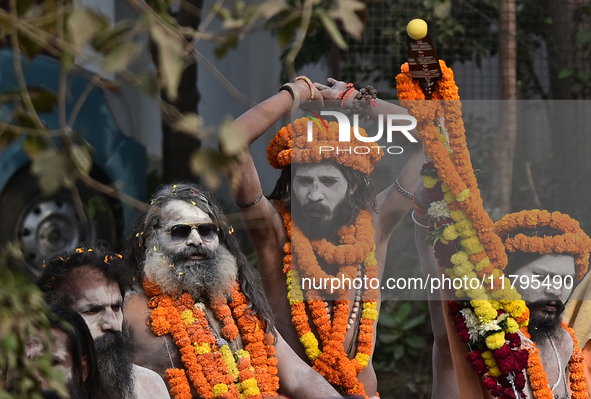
[{"xmin": 122, "ymin": 182, "xmax": 344, "ymax": 399}]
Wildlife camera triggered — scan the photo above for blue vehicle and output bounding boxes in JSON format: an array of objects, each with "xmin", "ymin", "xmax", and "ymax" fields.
[{"xmin": 0, "ymin": 50, "xmax": 147, "ymax": 275}]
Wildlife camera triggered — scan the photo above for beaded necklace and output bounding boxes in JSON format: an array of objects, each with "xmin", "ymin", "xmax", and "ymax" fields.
[
  {"xmin": 279, "ymin": 208, "xmax": 379, "ymax": 398},
  {"xmin": 522, "ymin": 323, "xmax": 587, "ymax": 399}
]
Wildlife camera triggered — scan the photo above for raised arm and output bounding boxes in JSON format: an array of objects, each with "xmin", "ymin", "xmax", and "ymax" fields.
[
  {"xmin": 228, "ymin": 80, "xmax": 317, "ymax": 330},
  {"xmin": 230, "ymin": 79, "xmax": 317, "ymax": 236},
  {"xmin": 315, "ymin": 78, "xmax": 425, "ymax": 245},
  {"xmin": 414, "ymin": 182, "xmax": 461, "ymax": 399}
]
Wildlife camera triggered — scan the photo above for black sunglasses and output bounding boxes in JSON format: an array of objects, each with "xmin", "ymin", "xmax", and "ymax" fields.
[{"xmin": 164, "ymin": 223, "xmax": 219, "ymax": 242}]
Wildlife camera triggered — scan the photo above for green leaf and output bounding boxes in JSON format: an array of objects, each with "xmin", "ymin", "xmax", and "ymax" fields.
[
  {"xmin": 402, "ymin": 313, "xmax": 426, "ymax": 330},
  {"xmin": 31, "ymin": 148, "xmax": 77, "ymax": 193},
  {"xmin": 67, "ymin": 8, "xmax": 107, "ymax": 54},
  {"xmin": 579, "ymin": 71, "xmax": 591, "ymax": 83},
  {"xmin": 433, "ymin": 0, "xmax": 452, "ymax": 19},
  {"xmin": 378, "ymin": 332, "xmax": 401, "ymax": 344},
  {"xmin": 543, "ymin": 17, "xmax": 553, "ymax": 25},
  {"xmin": 329, "ymin": 0, "xmax": 365, "ymax": 41},
  {"xmin": 150, "ymin": 24, "xmax": 185, "ymax": 101},
  {"xmin": 578, "ymin": 28, "xmax": 591, "ymax": 46},
  {"xmin": 394, "ymin": 345, "xmax": 405, "ymax": 360},
  {"xmin": 405, "ymin": 335, "xmax": 426, "ymax": 349},
  {"xmin": 70, "ymin": 144, "xmax": 93, "ymax": 175},
  {"xmin": 558, "ymin": 68, "xmax": 572, "ymax": 79},
  {"xmin": 377, "ymin": 311, "xmax": 399, "ymax": 328},
  {"xmin": 173, "ymin": 113, "xmax": 202, "ymax": 135},
  {"xmin": 23, "ymin": 136, "xmax": 47, "ymax": 156},
  {"xmin": 28, "ymin": 87, "xmax": 58, "ymax": 113},
  {"xmin": 256, "ymin": 0, "xmax": 287, "ymax": 19},
  {"xmin": 277, "ymin": 20, "xmax": 298, "ymax": 47},
  {"xmin": 315, "ymin": 9, "xmax": 348, "ymax": 50},
  {"xmin": 214, "ymin": 35, "xmax": 240, "ymax": 59},
  {"xmin": 219, "ymin": 117, "xmax": 247, "ymax": 156},
  {"xmin": 102, "ymin": 40, "xmax": 142, "ymax": 73},
  {"xmin": 395, "ymin": 302, "xmax": 410, "ymax": 323},
  {"xmin": 190, "ymin": 150, "xmax": 228, "ymax": 189}
]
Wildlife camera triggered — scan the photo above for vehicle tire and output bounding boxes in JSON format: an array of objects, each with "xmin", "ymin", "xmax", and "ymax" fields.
[{"xmin": 0, "ymin": 167, "xmax": 118, "ymax": 276}]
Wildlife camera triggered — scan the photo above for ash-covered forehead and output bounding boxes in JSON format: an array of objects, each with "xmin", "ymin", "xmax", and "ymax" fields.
[
  {"xmin": 147, "ymin": 183, "xmax": 223, "ymax": 227},
  {"xmin": 158, "ymin": 200, "xmax": 214, "ymax": 229}
]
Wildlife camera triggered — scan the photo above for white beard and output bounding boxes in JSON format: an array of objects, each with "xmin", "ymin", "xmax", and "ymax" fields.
[{"xmin": 143, "ymin": 234, "xmax": 238, "ymax": 299}]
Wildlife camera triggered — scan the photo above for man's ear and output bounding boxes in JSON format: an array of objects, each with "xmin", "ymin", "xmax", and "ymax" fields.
[
  {"xmin": 348, "ymin": 182, "xmax": 360, "ymax": 196},
  {"xmin": 81, "ymin": 355, "xmax": 89, "ymax": 382}
]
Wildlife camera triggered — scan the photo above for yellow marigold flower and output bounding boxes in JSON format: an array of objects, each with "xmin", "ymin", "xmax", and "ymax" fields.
[
  {"xmin": 444, "ymin": 191, "xmax": 455, "ymax": 204},
  {"xmin": 422, "ymin": 175, "xmax": 439, "ymax": 189},
  {"xmin": 472, "ymin": 301, "xmax": 497, "ymax": 321},
  {"xmin": 194, "ymin": 342, "xmax": 211, "ymax": 354},
  {"xmin": 450, "ymin": 209, "xmax": 467, "ymax": 222},
  {"xmin": 446, "ymin": 268, "xmax": 456, "ymax": 279},
  {"xmin": 355, "ymin": 353, "xmax": 370, "ymax": 368},
  {"xmin": 235, "ymin": 349, "xmax": 250, "ymax": 360},
  {"xmin": 485, "ymin": 332, "xmax": 506, "ymax": 350},
  {"xmin": 362, "ymin": 308, "xmax": 379, "ymax": 321},
  {"xmin": 461, "ymin": 237, "xmax": 480, "ymax": 250},
  {"xmin": 221, "ymin": 345, "xmax": 239, "ymax": 381},
  {"xmin": 506, "ymin": 317, "xmax": 519, "ymax": 333},
  {"xmin": 488, "ymin": 366, "xmax": 502, "ymax": 378},
  {"xmin": 441, "ymin": 182, "xmax": 450, "ymax": 193},
  {"xmin": 471, "ymin": 292, "xmax": 489, "ymax": 301},
  {"xmin": 299, "ymin": 332, "xmax": 321, "ymax": 360},
  {"xmin": 364, "ymin": 250, "xmax": 378, "ymax": 267},
  {"xmin": 456, "ymin": 189, "xmax": 470, "ymax": 202},
  {"xmin": 491, "ymin": 301, "xmax": 502, "ymax": 310},
  {"xmin": 443, "ymin": 225, "xmax": 459, "ymax": 241},
  {"xmin": 451, "ymin": 251, "xmax": 469, "ymax": 266},
  {"xmin": 213, "ymin": 384, "xmax": 228, "ymax": 397},
  {"xmin": 440, "ymin": 237, "xmax": 450, "ymax": 245},
  {"xmin": 459, "ymin": 228, "xmax": 476, "ymax": 239},
  {"xmin": 475, "ymin": 258, "xmax": 490, "ymax": 271},
  {"xmin": 466, "ymin": 286, "xmax": 486, "ymax": 299},
  {"xmin": 465, "ymin": 243, "xmax": 485, "ymax": 256},
  {"xmin": 453, "ymin": 262, "xmax": 472, "ymax": 277},
  {"xmin": 455, "ymin": 288, "xmax": 466, "ymax": 297},
  {"xmin": 181, "ymin": 310, "xmax": 194, "ymax": 326},
  {"xmin": 241, "ymin": 378, "xmax": 260, "ymax": 394}
]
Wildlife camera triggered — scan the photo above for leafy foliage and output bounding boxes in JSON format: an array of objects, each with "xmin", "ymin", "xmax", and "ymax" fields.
[
  {"xmin": 0, "ymin": 247, "xmax": 65, "ymax": 399},
  {"xmin": 374, "ymin": 301, "xmax": 433, "ymax": 397}
]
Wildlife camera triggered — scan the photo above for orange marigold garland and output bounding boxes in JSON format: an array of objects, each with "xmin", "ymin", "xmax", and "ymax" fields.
[
  {"xmin": 522, "ymin": 323, "xmax": 588, "ymax": 399},
  {"xmin": 494, "ymin": 210, "xmax": 591, "ymax": 282},
  {"xmin": 397, "ymin": 59, "xmax": 531, "ymax": 398},
  {"xmin": 279, "ymin": 206, "xmax": 379, "ymax": 399},
  {"xmin": 143, "ymin": 279, "xmax": 279, "ymax": 399}
]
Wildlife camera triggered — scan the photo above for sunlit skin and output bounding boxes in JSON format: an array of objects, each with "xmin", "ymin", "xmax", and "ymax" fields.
[
  {"xmin": 157, "ymin": 200, "xmax": 220, "ymax": 260},
  {"xmin": 69, "ymin": 267, "xmax": 123, "ymax": 339},
  {"xmin": 292, "ymin": 162, "xmax": 354, "ymax": 221}
]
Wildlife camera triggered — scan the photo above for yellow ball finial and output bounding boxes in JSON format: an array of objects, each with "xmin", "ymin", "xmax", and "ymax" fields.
[{"xmin": 407, "ymin": 19, "xmax": 428, "ymax": 40}]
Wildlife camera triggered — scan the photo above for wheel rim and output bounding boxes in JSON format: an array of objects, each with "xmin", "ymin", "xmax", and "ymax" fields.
[{"xmin": 19, "ymin": 196, "xmax": 96, "ymax": 266}]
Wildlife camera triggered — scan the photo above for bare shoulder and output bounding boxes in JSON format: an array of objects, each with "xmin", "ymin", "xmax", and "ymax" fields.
[
  {"xmin": 124, "ymin": 290, "xmax": 151, "ymax": 333},
  {"xmin": 133, "ymin": 364, "xmax": 170, "ymax": 399}
]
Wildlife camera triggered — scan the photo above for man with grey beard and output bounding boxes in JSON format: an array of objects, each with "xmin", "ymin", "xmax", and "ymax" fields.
[
  {"xmin": 38, "ymin": 247, "xmax": 169, "ymax": 399},
  {"xmin": 123, "ymin": 182, "xmax": 343, "ymax": 399}
]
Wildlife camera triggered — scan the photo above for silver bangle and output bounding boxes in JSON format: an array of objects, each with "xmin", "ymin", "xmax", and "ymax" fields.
[
  {"xmin": 394, "ymin": 176, "xmax": 414, "ymax": 200},
  {"xmin": 412, "ymin": 210, "xmax": 429, "ymax": 229},
  {"xmin": 280, "ymin": 83, "xmax": 301, "ymax": 115}
]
